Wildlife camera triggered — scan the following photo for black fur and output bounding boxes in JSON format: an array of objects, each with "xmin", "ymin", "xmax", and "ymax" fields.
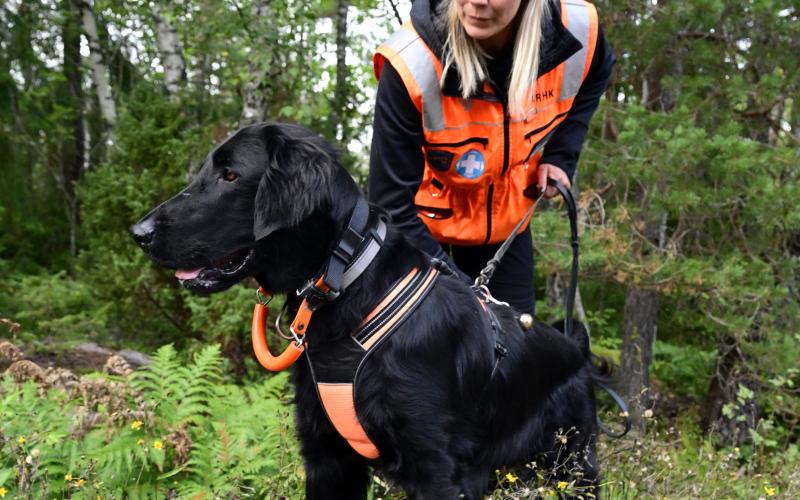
[{"xmin": 132, "ymin": 122, "xmax": 604, "ymax": 498}]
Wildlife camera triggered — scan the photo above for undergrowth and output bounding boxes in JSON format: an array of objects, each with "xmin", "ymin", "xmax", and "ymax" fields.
[
  {"xmin": 0, "ymin": 345, "xmax": 302, "ymax": 498},
  {"xmin": 2, "ymin": 344, "xmax": 798, "ymax": 498}
]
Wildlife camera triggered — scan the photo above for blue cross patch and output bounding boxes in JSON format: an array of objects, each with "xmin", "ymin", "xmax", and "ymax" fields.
[{"xmin": 455, "ymin": 149, "xmax": 485, "ymax": 179}]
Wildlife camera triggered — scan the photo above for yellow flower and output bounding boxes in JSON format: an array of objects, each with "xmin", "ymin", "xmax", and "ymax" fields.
[
  {"xmin": 505, "ymin": 472, "xmax": 518, "ymax": 483},
  {"xmin": 764, "ymin": 486, "xmax": 776, "ymax": 497},
  {"xmin": 557, "ymin": 481, "xmax": 569, "ymax": 491},
  {"xmin": 137, "ymin": 439, "xmax": 145, "ymax": 446},
  {"xmin": 17, "ymin": 436, "xmax": 26, "ymax": 445},
  {"xmin": 0, "ymin": 486, "xmax": 7, "ymax": 498},
  {"xmin": 75, "ymin": 478, "xmax": 86, "ymax": 487},
  {"xmin": 130, "ymin": 420, "xmax": 143, "ymax": 431},
  {"xmin": 64, "ymin": 473, "xmax": 73, "ymax": 481},
  {"xmin": 153, "ymin": 440, "xmax": 163, "ymax": 450}
]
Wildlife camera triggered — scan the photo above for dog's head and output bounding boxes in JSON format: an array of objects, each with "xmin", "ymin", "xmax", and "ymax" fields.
[{"xmin": 131, "ymin": 122, "xmax": 360, "ymax": 293}]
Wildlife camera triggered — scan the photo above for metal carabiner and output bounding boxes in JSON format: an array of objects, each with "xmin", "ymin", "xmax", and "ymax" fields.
[
  {"xmin": 475, "ymin": 285, "xmax": 510, "ymax": 307},
  {"xmin": 289, "ymin": 326, "xmax": 306, "ymax": 348}
]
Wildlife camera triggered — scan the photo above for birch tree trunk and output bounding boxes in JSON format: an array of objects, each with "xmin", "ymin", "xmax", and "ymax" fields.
[
  {"xmin": 76, "ymin": 0, "xmax": 116, "ymax": 127},
  {"xmin": 238, "ymin": 0, "xmax": 272, "ymax": 128},
  {"xmin": 332, "ymin": 0, "xmax": 350, "ymax": 145},
  {"xmin": 153, "ymin": 5, "xmax": 186, "ymax": 97}
]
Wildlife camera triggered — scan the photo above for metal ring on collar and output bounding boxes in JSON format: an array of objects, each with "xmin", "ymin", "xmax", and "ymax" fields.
[{"xmin": 256, "ymin": 287, "xmax": 273, "ymax": 306}]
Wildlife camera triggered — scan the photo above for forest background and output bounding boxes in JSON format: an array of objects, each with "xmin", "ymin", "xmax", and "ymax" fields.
[{"xmin": 0, "ymin": 0, "xmax": 798, "ymax": 498}]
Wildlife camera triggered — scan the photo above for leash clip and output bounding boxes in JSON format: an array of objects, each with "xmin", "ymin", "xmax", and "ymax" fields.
[
  {"xmin": 473, "ymin": 285, "xmax": 510, "ymax": 308},
  {"xmin": 289, "ymin": 326, "xmax": 306, "ymax": 348}
]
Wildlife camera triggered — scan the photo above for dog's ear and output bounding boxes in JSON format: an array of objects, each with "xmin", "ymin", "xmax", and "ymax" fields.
[{"xmin": 253, "ymin": 124, "xmax": 357, "ymax": 239}]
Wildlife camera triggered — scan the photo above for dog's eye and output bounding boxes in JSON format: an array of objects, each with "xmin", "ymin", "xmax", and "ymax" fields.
[{"xmin": 222, "ymin": 168, "xmax": 238, "ymax": 182}]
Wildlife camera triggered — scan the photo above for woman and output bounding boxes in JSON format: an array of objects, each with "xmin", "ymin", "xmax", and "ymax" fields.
[{"xmin": 369, "ymin": 0, "xmax": 615, "ymax": 314}]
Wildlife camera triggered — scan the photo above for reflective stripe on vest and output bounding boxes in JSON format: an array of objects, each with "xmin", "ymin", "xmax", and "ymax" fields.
[
  {"xmin": 309, "ymin": 266, "xmax": 440, "ymax": 459},
  {"xmin": 377, "ymin": 24, "xmax": 446, "ymax": 132},
  {"xmin": 373, "ymin": 0, "xmax": 599, "ymax": 245},
  {"xmin": 561, "ymin": 0, "xmax": 593, "ymax": 100}
]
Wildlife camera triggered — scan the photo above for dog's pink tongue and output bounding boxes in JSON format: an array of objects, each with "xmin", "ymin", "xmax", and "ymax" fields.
[{"xmin": 175, "ymin": 268, "xmax": 203, "ymax": 280}]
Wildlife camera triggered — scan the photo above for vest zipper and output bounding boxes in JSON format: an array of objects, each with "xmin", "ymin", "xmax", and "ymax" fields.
[
  {"xmin": 500, "ymin": 98, "xmax": 510, "ymax": 175},
  {"xmin": 484, "ymin": 183, "xmax": 494, "ymax": 245},
  {"xmin": 488, "ymin": 82, "xmax": 509, "ymax": 244},
  {"xmin": 423, "ymin": 137, "xmax": 489, "ymax": 148}
]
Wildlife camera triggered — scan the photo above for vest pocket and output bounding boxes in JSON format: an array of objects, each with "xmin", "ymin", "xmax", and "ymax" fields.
[
  {"xmin": 523, "ymin": 126, "xmax": 560, "ymax": 164},
  {"xmin": 415, "ymin": 177, "xmax": 453, "ymax": 220},
  {"xmin": 422, "ymin": 137, "xmax": 490, "ymax": 191}
]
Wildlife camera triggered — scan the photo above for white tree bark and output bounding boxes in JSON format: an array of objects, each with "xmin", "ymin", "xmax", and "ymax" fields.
[
  {"xmin": 153, "ymin": 5, "xmax": 185, "ymax": 97},
  {"xmin": 332, "ymin": 0, "xmax": 350, "ymax": 143},
  {"xmin": 238, "ymin": 0, "xmax": 272, "ymax": 127},
  {"xmin": 77, "ymin": 0, "xmax": 116, "ymax": 127}
]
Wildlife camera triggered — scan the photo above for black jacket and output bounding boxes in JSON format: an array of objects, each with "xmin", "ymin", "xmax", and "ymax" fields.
[{"xmin": 368, "ymin": 0, "xmax": 615, "ymax": 262}]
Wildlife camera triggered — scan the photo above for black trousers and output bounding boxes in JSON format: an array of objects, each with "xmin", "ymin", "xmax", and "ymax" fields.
[{"xmin": 448, "ymin": 228, "xmax": 535, "ymax": 314}]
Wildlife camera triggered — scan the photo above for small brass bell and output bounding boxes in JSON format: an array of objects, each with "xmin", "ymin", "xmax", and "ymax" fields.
[{"xmin": 519, "ymin": 313, "xmax": 534, "ymax": 330}]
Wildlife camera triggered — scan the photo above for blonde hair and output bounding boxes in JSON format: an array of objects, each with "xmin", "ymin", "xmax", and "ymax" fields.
[{"xmin": 441, "ymin": 0, "xmax": 552, "ymax": 117}]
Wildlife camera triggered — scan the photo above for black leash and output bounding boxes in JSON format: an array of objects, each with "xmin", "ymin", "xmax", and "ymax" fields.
[
  {"xmin": 473, "ymin": 179, "xmax": 578, "ymax": 338},
  {"xmin": 474, "ymin": 179, "xmax": 631, "ymax": 438},
  {"xmin": 595, "ymin": 378, "xmax": 632, "ymax": 438},
  {"xmin": 548, "ymin": 180, "xmax": 579, "ymax": 339}
]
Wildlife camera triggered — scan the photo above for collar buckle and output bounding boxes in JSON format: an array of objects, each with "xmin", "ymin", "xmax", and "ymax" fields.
[
  {"xmin": 297, "ymin": 279, "xmax": 340, "ymax": 311},
  {"xmin": 331, "ymin": 226, "xmax": 365, "ymax": 264}
]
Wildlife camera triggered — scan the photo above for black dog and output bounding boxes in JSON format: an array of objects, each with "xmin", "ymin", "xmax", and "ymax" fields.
[{"xmin": 132, "ymin": 123, "xmax": 604, "ymax": 499}]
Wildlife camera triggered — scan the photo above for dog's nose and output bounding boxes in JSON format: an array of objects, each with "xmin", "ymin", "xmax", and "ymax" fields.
[{"xmin": 130, "ymin": 219, "xmax": 155, "ymax": 248}]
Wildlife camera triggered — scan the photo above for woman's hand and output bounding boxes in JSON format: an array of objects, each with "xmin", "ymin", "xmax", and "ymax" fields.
[{"xmin": 536, "ymin": 163, "xmax": 571, "ymax": 199}]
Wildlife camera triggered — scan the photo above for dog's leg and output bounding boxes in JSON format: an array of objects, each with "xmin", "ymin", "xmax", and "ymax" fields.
[
  {"xmin": 293, "ymin": 365, "xmax": 369, "ymax": 500},
  {"xmin": 303, "ymin": 440, "xmax": 369, "ymax": 500},
  {"xmin": 402, "ymin": 476, "xmax": 461, "ymax": 500},
  {"xmin": 457, "ymin": 462, "xmax": 492, "ymax": 500},
  {"xmin": 392, "ymin": 455, "xmax": 487, "ymax": 500}
]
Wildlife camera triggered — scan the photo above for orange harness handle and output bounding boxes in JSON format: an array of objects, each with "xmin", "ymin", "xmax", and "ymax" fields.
[{"xmin": 251, "ymin": 293, "xmax": 305, "ymax": 372}]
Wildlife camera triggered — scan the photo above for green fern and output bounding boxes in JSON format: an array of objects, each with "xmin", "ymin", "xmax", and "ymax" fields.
[
  {"xmin": 0, "ymin": 345, "xmax": 304, "ymax": 497},
  {"xmin": 132, "ymin": 343, "xmax": 223, "ymax": 426}
]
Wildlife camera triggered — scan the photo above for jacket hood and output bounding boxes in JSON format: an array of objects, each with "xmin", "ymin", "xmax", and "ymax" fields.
[{"xmin": 409, "ymin": 0, "xmax": 583, "ymax": 96}]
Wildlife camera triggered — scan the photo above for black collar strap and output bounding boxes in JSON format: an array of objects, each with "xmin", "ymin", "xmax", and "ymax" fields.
[{"xmin": 298, "ymin": 197, "xmax": 387, "ymax": 311}]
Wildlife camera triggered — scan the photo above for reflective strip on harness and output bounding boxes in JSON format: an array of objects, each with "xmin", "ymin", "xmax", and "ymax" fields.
[
  {"xmin": 357, "ymin": 267, "xmax": 439, "ymax": 350},
  {"xmin": 317, "ymin": 383, "xmax": 380, "ymax": 459},
  {"xmin": 313, "ymin": 266, "xmax": 440, "ymax": 459}
]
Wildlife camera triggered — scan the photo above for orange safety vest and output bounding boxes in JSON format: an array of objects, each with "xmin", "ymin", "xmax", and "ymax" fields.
[{"xmin": 373, "ymin": 0, "xmax": 599, "ymax": 245}]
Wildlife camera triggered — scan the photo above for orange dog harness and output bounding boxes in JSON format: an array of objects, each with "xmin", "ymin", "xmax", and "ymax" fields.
[
  {"xmin": 250, "ymin": 197, "xmax": 442, "ymax": 459},
  {"xmin": 308, "ymin": 265, "xmax": 440, "ymax": 459},
  {"xmin": 251, "ymin": 265, "xmax": 439, "ymax": 459}
]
